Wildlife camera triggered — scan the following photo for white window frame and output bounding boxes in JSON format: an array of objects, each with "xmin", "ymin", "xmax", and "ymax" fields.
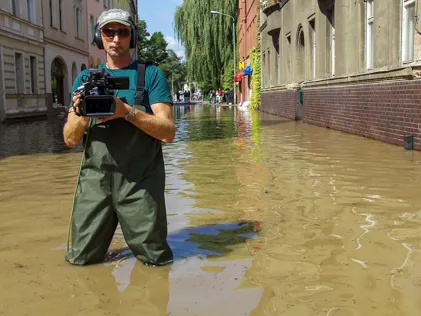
[
  {"xmin": 366, "ymin": 0, "xmax": 374, "ymax": 70},
  {"xmin": 402, "ymin": 0, "xmax": 416, "ymax": 63}
]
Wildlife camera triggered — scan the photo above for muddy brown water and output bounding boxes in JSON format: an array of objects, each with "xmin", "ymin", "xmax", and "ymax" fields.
[{"xmin": 1, "ymin": 104, "xmax": 421, "ymax": 315}]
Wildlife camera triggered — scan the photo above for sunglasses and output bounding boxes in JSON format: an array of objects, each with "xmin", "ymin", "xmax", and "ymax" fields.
[{"xmin": 101, "ymin": 28, "xmax": 131, "ymax": 38}]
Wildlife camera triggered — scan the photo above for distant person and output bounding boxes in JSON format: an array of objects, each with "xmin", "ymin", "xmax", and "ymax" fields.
[
  {"xmin": 218, "ymin": 88, "xmax": 224, "ymax": 104},
  {"xmin": 184, "ymin": 90, "xmax": 190, "ymax": 103}
]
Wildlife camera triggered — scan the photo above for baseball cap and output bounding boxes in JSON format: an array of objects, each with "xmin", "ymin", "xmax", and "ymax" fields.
[{"xmin": 97, "ymin": 9, "xmax": 134, "ymax": 29}]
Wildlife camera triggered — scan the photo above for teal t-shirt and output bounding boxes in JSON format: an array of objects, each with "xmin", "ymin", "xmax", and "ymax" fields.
[{"xmin": 69, "ymin": 61, "xmax": 172, "ymax": 113}]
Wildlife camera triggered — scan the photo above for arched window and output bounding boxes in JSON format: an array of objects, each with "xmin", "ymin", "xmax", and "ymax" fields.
[
  {"xmin": 296, "ymin": 26, "xmax": 305, "ymax": 81},
  {"xmin": 51, "ymin": 58, "xmax": 67, "ymax": 105}
]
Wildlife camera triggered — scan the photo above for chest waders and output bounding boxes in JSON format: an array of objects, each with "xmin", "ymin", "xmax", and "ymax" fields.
[{"xmin": 66, "ymin": 63, "xmax": 173, "ymax": 266}]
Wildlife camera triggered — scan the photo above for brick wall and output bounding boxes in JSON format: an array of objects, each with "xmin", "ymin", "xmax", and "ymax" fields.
[
  {"xmin": 261, "ymin": 90, "xmax": 298, "ymax": 120},
  {"xmin": 302, "ymin": 81, "xmax": 421, "ymax": 149}
]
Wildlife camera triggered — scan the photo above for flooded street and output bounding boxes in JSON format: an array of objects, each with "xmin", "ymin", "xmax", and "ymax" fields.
[{"xmin": 2, "ymin": 104, "xmax": 421, "ymax": 315}]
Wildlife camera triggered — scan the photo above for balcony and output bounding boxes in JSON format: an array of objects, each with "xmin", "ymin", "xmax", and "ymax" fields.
[{"xmin": 261, "ymin": 0, "xmax": 288, "ymax": 14}]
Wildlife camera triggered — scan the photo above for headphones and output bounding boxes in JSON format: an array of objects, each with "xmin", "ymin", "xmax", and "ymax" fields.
[{"xmin": 93, "ymin": 21, "xmax": 137, "ymax": 49}]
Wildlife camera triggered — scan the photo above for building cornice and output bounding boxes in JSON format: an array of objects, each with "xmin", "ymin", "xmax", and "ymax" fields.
[
  {"xmin": 0, "ymin": 29, "xmax": 45, "ymax": 48},
  {"xmin": 0, "ymin": 9, "xmax": 44, "ymax": 30},
  {"xmin": 44, "ymin": 37, "xmax": 90, "ymax": 56},
  {"xmin": 262, "ymin": 65, "xmax": 417, "ymax": 92}
]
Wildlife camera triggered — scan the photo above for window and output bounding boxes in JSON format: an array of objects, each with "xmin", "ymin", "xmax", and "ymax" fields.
[
  {"xmin": 30, "ymin": 56, "xmax": 38, "ymax": 94},
  {"xmin": 327, "ymin": 10, "xmax": 335, "ymax": 76},
  {"xmin": 262, "ymin": 52, "xmax": 266, "ymax": 87},
  {"xmin": 11, "ymin": 0, "xmax": 17, "ymax": 16},
  {"xmin": 27, "ymin": 0, "xmax": 35, "ymax": 23},
  {"xmin": 273, "ymin": 31, "xmax": 280, "ymax": 85},
  {"xmin": 76, "ymin": 8, "xmax": 81, "ymax": 38},
  {"xmin": 286, "ymin": 35, "xmax": 291, "ymax": 82},
  {"xmin": 108, "ymin": 0, "xmax": 111, "ymax": 9},
  {"xmin": 268, "ymin": 49, "xmax": 271, "ymax": 86},
  {"xmin": 366, "ymin": 0, "xmax": 374, "ymax": 69},
  {"xmin": 104, "ymin": 0, "xmax": 107, "ymax": 8},
  {"xmin": 59, "ymin": 0, "xmax": 63, "ymax": 31},
  {"xmin": 15, "ymin": 53, "xmax": 24, "ymax": 94},
  {"xmin": 402, "ymin": 0, "xmax": 415, "ymax": 63},
  {"xmin": 49, "ymin": 0, "xmax": 53, "ymax": 26},
  {"xmin": 90, "ymin": 15, "xmax": 95, "ymax": 43},
  {"xmin": 309, "ymin": 19, "xmax": 316, "ymax": 79}
]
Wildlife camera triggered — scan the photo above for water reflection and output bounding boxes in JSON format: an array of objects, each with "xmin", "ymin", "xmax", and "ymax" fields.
[{"xmin": 0, "ymin": 115, "xmax": 80, "ymax": 159}]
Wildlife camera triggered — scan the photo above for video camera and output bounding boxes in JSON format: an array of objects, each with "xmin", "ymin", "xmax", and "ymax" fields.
[{"xmin": 77, "ymin": 68, "xmax": 130, "ymax": 117}]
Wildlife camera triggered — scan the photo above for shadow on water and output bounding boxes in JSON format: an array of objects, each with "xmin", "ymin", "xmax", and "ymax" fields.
[{"xmin": 105, "ymin": 221, "xmax": 261, "ymax": 263}]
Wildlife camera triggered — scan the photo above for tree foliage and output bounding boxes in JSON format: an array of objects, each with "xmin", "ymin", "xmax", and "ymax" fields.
[
  {"xmin": 174, "ymin": 0, "xmax": 238, "ymax": 90},
  {"xmin": 137, "ymin": 20, "xmax": 168, "ymax": 64},
  {"xmin": 159, "ymin": 49, "xmax": 187, "ymax": 93},
  {"xmin": 136, "ymin": 20, "xmax": 187, "ymax": 94}
]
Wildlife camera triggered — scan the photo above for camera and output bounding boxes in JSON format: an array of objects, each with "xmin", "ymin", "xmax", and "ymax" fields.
[{"xmin": 77, "ymin": 68, "xmax": 130, "ymax": 117}]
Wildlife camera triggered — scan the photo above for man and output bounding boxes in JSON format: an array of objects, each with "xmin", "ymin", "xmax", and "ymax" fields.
[{"xmin": 63, "ymin": 9, "xmax": 174, "ymax": 266}]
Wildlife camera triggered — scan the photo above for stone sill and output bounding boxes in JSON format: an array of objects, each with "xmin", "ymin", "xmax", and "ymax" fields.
[
  {"xmin": 262, "ymin": 64, "xmax": 421, "ymax": 92},
  {"xmin": 4, "ymin": 108, "xmax": 48, "ymax": 121}
]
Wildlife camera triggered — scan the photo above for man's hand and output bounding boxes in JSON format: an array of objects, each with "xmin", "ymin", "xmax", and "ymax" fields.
[
  {"xmin": 98, "ymin": 96, "xmax": 131, "ymax": 123},
  {"xmin": 70, "ymin": 91, "xmax": 89, "ymax": 124},
  {"xmin": 63, "ymin": 91, "xmax": 90, "ymax": 148}
]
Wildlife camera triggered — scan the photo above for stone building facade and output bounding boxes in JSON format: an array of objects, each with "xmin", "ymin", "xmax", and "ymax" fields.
[
  {"xmin": 0, "ymin": 0, "xmax": 46, "ymax": 121},
  {"xmin": 260, "ymin": 0, "xmax": 421, "ymax": 149},
  {"xmin": 238, "ymin": 0, "xmax": 259, "ymax": 103},
  {"xmin": 42, "ymin": 0, "xmax": 89, "ymax": 111}
]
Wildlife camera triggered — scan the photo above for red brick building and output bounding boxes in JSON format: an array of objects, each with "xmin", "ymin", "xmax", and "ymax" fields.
[{"xmin": 238, "ymin": 0, "xmax": 258, "ymax": 103}]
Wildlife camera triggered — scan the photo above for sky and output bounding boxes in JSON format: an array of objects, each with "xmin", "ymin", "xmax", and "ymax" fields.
[{"xmin": 138, "ymin": 0, "xmax": 185, "ymax": 59}]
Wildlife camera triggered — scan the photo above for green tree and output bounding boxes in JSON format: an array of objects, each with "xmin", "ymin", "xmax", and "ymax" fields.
[
  {"xmin": 137, "ymin": 20, "xmax": 169, "ymax": 65},
  {"xmin": 159, "ymin": 49, "xmax": 187, "ymax": 93},
  {"xmin": 137, "ymin": 20, "xmax": 150, "ymax": 53},
  {"xmin": 174, "ymin": 0, "xmax": 238, "ymax": 90}
]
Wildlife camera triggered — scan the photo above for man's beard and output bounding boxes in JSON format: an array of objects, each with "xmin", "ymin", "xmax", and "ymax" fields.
[{"xmin": 107, "ymin": 46, "xmax": 130, "ymax": 57}]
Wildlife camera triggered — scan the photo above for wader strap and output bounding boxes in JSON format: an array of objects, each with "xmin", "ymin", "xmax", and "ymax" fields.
[{"xmin": 135, "ymin": 63, "xmax": 146, "ymax": 105}]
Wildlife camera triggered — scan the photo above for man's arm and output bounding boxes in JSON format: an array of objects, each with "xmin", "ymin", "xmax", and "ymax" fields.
[
  {"xmin": 124, "ymin": 101, "xmax": 175, "ymax": 143},
  {"xmin": 63, "ymin": 94, "xmax": 89, "ymax": 148}
]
